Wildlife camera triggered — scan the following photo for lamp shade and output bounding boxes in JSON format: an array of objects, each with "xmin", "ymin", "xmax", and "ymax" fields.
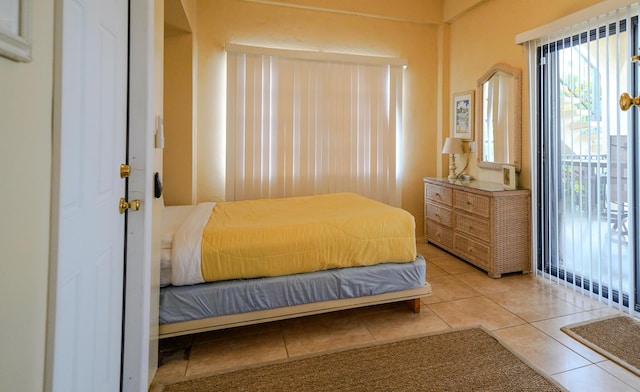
[{"xmin": 442, "ymin": 137, "xmax": 463, "ymax": 154}]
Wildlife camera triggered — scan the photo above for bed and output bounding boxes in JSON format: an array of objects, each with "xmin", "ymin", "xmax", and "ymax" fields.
[{"xmin": 158, "ymin": 193, "xmax": 432, "ymax": 338}]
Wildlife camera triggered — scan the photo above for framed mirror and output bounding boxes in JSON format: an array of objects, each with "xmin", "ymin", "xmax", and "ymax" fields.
[{"xmin": 476, "ymin": 63, "xmax": 522, "ymax": 172}]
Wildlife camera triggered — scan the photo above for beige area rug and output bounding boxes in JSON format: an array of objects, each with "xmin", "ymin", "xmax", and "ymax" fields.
[
  {"xmin": 561, "ymin": 315, "xmax": 640, "ymax": 377},
  {"xmin": 159, "ymin": 327, "xmax": 565, "ymax": 392}
]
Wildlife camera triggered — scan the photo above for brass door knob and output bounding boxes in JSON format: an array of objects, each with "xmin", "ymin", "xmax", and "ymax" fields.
[
  {"xmin": 129, "ymin": 199, "xmax": 141, "ymax": 211},
  {"xmin": 619, "ymin": 92, "xmax": 640, "ymax": 111},
  {"xmin": 120, "ymin": 164, "xmax": 131, "ymax": 178},
  {"xmin": 119, "ymin": 198, "xmax": 142, "ymax": 214}
]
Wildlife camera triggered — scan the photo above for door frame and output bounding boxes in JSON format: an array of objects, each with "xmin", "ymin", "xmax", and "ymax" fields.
[{"xmin": 122, "ymin": 0, "xmax": 157, "ymax": 390}]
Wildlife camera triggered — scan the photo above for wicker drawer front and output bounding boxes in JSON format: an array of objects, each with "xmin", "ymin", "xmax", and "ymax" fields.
[
  {"xmin": 426, "ymin": 204, "xmax": 452, "ymax": 227},
  {"xmin": 455, "ymin": 213, "xmax": 490, "ymax": 241},
  {"xmin": 426, "ymin": 221, "xmax": 453, "ymax": 249},
  {"xmin": 454, "ymin": 234, "xmax": 490, "ymax": 268},
  {"xmin": 454, "ymin": 191, "xmax": 490, "ymax": 218},
  {"xmin": 426, "ymin": 184, "xmax": 452, "ymax": 206}
]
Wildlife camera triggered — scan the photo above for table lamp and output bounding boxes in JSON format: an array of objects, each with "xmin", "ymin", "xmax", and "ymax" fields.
[{"xmin": 442, "ymin": 137, "xmax": 464, "ymax": 180}]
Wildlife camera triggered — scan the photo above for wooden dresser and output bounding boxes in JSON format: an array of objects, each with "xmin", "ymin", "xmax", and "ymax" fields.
[{"xmin": 423, "ymin": 177, "xmax": 531, "ymax": 278}]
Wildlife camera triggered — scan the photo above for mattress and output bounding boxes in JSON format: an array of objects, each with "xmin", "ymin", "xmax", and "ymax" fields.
[
  {"xmin": 161, "ymin": 205, "xmax": 195, "ymax": 286},
  {"xmin": 159, "ymin": 254, "xmax": 426, "ymax": 324}
]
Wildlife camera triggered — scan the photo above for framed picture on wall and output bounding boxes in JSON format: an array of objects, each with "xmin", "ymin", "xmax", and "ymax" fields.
[
  {"xmin": 502, "ymin": 164, "xmax": 516, "ymax": 190},
  {"xmin": 452, "ymin": 90, "xmax": 474, "ymax": 140},
  {"xmin": 0, "ymin": 0, "xmax": 32, "ymax": 62}
]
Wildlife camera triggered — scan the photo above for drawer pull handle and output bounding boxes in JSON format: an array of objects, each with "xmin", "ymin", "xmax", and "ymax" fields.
[
  {"xmin": 466, "ymin": 201, "xmax": 472, "ymax": 205},
  {"xmin": 467, "ymin": 247, "xmax": 473, "ymax": 253}
]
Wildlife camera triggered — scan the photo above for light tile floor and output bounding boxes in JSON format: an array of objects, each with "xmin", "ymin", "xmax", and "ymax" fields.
[{"xmin": 152, "ymin": 242, "xmax": 640, "ymax": 391}]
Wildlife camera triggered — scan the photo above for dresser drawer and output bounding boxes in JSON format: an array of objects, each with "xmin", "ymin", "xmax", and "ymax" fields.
[
  {"xmin": 455, "ymin": 213, "xmax": 490, "ymax": 241},
  {"xmin": 454, "ymin": 191, "xmax": 490, "ymax": 218},
  {"xmin": 426, "ymin": 184, "xmax": 452, "ymax": 206},
  {"xmin": 454, "ymin": 234, "xmax": 490, "ymax": 269},
  {"xmin": 426, "ymin": 221, "xmax": 453, "ymax": 249},
  {"xmin": 426, "ymin": 203, "xmax": 452, "ymax": 227}
]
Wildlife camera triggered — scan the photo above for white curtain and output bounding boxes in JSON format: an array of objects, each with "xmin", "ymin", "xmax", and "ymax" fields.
[
  {"xmin": 523, "ymin": 3, "xmax": 638, "ymax": 314},
  {"xmin": 226, "ymin": 45, "xmax": 405, "ymax": 207}
]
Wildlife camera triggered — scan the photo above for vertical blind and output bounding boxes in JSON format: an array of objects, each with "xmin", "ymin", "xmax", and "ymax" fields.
[
  {"xmin": 523, "ymin": 3, "xmax": 638, "ymax": 314},
  {"xmin": 226, "ymin": 44, "xmax": 405, "ymax": 207}
]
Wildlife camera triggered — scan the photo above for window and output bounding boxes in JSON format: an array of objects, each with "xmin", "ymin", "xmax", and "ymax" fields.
[{"xmin": 226, "ymin": 44, "xmax": 405, "ymax": 206}]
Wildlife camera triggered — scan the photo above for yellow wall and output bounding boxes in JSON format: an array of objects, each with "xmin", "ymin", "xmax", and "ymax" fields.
[
  {"xmin": 163, "ymin": 0, "xmax": 197, "ymax": 205},
  {"xmin": 0, "ymin": 2, "xmax": 53, "ymax": 391},
  {"xmin": 446, "ymin": 0, "xmax": 603, "ymax": 188},
  {"xmin": 443, "ymin": 0, "xmax": 484, "ymax": 22},
  {"xmin": 262, "ymin": 0, "xmax": 443, "ymax": 24},
  {"xmin": 192, "ymin": 0, "xmax": 441, "ymax": 236},
  {"xmin": 164, "ymin": 28, "xmax": 195, "ymax": 205}
]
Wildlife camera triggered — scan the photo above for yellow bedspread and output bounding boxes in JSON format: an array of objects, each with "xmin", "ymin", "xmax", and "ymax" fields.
[{"xmin": 200, "ymin": 193, "xmax": 416, "ymax": 282}]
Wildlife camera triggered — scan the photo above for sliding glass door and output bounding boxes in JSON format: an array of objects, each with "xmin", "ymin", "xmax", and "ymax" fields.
[{"xmin": 536, "ymin": 11, "xmax": 640, "ymax": 313}]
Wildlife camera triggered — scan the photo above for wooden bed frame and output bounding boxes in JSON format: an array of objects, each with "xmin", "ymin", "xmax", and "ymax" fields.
[
  {"xmin": 159, "ymin": 197, "xmax": 431, "ymax": 339},
  {"xmin": 159, "ymin": 283, "xmax": 431, "ymax": 339}
]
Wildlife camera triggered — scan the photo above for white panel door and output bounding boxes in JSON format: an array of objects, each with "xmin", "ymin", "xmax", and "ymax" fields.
[{"xmin": 48, "ymin": 0, "xmax": 129, "ymax": 390}]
